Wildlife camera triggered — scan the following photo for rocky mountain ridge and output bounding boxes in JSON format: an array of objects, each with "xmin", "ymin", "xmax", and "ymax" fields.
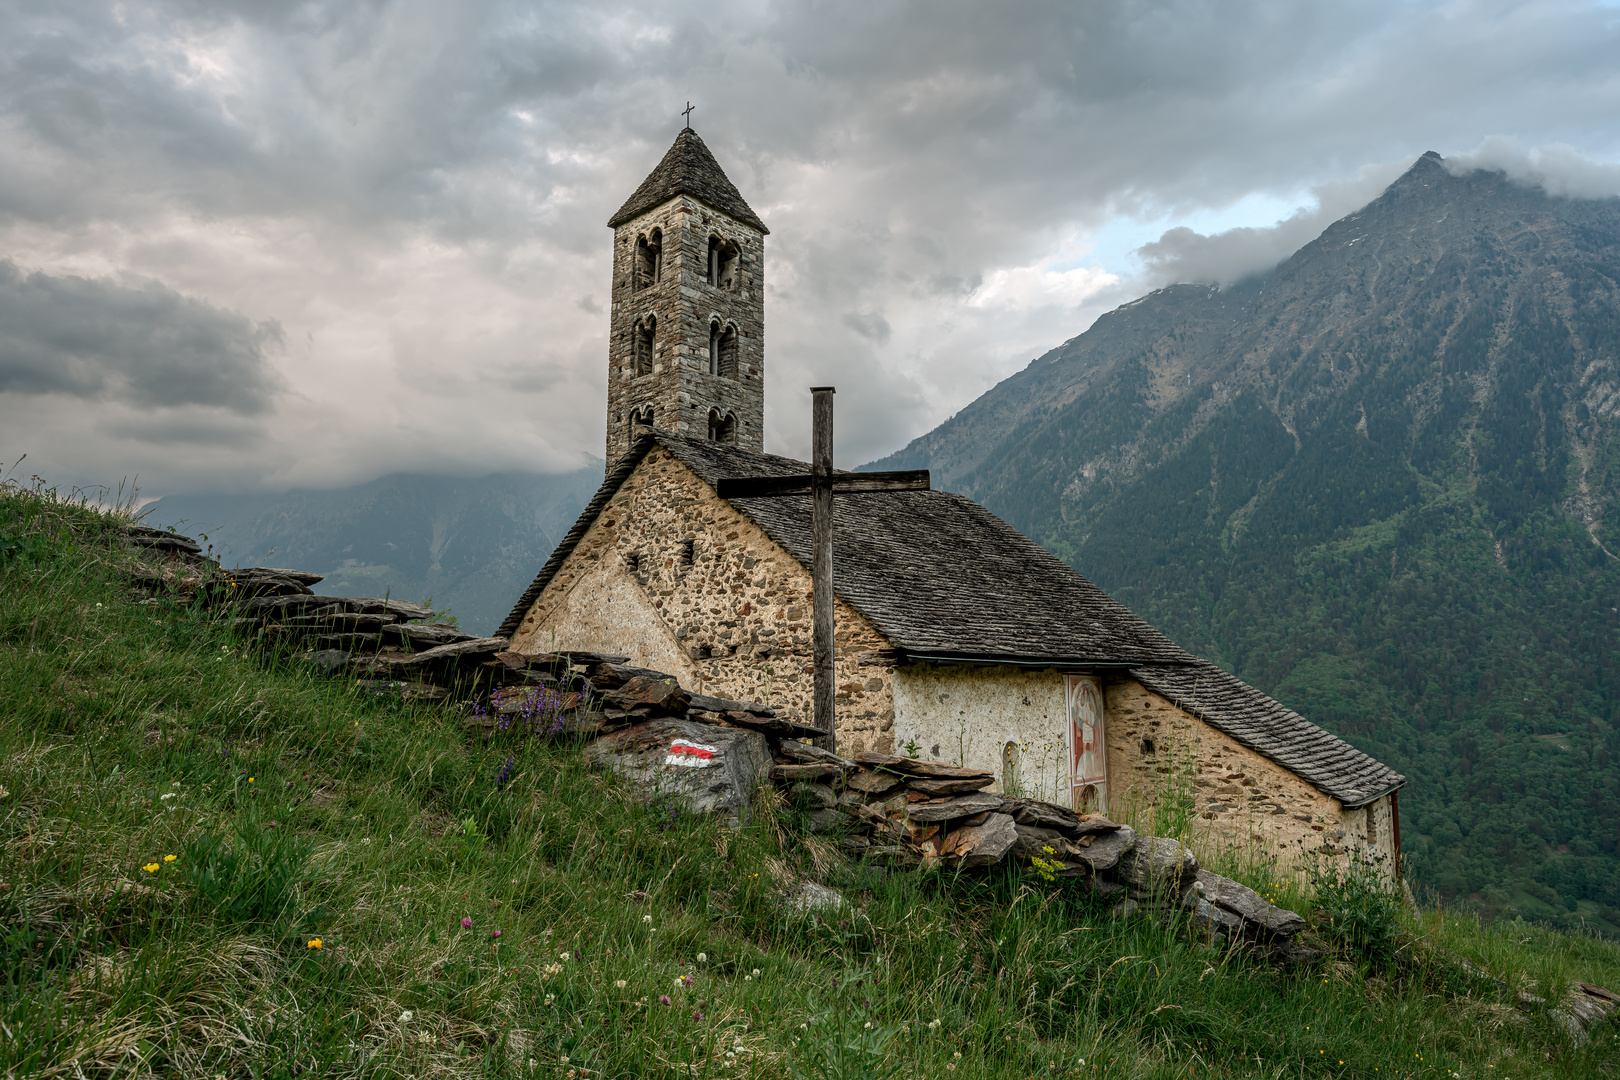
[{"xmin": 870, "ymin": 153, "xmax": 1620, "ymax": 921}]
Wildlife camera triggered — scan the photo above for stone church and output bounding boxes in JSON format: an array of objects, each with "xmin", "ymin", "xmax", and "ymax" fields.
[{"xmin": 502, "ymin": 127, "xmax": 1406, "ymax": 874}]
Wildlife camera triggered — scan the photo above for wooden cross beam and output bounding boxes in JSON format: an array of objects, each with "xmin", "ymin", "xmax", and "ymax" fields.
[{"xmin": 715, "ymin": 387, "xmax": 930, "ymax": 752}]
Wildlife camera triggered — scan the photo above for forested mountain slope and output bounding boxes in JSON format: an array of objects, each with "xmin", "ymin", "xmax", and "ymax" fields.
[{"xmin": 870, "ymin": 153, "xmax": 1620, "ymax": 925}]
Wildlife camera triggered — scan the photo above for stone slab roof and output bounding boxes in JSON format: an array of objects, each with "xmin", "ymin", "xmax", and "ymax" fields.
[
  {"xmin": 500, "ymin": 431, "xmax": 1405, "ymax": 805},
  {"xmin": 607, "ymin": 129, "xmax": 769, "ymax": 234},
  {"xmin": 1129, "ymin": 661, "xmax": 1405, "ymax": 807}
]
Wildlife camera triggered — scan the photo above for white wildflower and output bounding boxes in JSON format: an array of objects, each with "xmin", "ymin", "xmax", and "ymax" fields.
[
  {"xmin": 751, "ymin": 968, "xmax": 761, "ymax": 977},
  {"xmin": 615, "ymin": 979, "xmax": 627, "ymax": 989},
  {"xmin": 399, "ymin": 1010, "xmax": 413, "ymax": 1022},
  {"xmin": 697, "ymin": 952, "xmax": 707, "ymax": 962}
]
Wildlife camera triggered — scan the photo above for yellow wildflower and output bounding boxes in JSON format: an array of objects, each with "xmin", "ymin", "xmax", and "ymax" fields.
[
  {"xmin": 142, "ymin": 862, "xmax": 160, "ymax": 874},
  {"xmin": 307, "ymin": 938, "xmax": 323, "ymax": 949},
  {"xmin": 163, "ymin": 854, "xmax": 177, "ymax": 863}
]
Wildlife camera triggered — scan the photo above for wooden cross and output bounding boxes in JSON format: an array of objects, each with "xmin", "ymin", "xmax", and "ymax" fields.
[
  {"xmin": 715, "ymin": 387, "xmax": 930, "ymax": 752},
  {"xmin": 682, "ymin": 102, "xmax": 695, "ymax": 128}
]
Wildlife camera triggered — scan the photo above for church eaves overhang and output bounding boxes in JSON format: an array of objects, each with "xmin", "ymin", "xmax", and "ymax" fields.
[
  {"xmin": 500, "ymin": 430, "xmax": 1406, "ymax": 807},
  {"xmin": 607, "ymin": 128, "xmax": 769, "ymax": 234}
]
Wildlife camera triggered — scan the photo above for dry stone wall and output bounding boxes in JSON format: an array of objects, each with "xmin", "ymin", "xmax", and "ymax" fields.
[{"xmin": 510, "ymin": 447, "xmax": 897, "ymax": 752}]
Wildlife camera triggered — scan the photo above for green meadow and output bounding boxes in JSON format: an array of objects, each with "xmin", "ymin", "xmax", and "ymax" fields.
[{"xmin": 3, "ymin": 482, "xmax": 1617, "ymax": 1079}]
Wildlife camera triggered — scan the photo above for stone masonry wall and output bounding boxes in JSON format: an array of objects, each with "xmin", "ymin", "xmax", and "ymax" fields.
[
  {"xmin": 509, "ymin": 446, "xmax": 896, "ymax": 751},
  {"xmin": 1105, "ymin": 679, "xmax": 1363, "ymax": 875},
  {"xmin": 605, "ymin": 195, "xmax": 764, "ymax": 467}
]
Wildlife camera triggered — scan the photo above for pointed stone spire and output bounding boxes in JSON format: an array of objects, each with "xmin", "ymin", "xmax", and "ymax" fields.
[{"xmin": 607, "ymin": 128, "xmax": 769, "ymax": 234}]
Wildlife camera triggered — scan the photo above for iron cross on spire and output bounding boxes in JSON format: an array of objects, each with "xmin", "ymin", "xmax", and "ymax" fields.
[
  {"xmin": 715, "ymin": 387, "xmax": 930, "ymax": 752},
  {"xmin": 682, "ymin": 101, "xmax": 695, "ymax": 128}
]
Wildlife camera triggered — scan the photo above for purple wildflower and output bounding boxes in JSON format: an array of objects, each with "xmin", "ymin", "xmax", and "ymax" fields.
[
  {"xmin": 461, "ymin": 916, "xmax": 473, "ymax": 929},
  {"xmin": 658, "ymin": 995, "xmax": 671, "ymax": 1005}
]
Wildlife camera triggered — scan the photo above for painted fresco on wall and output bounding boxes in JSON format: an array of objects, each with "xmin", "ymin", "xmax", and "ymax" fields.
[{"xmin": 1065, "ymin": 675, "xmax": 1107, "ymax": 814}]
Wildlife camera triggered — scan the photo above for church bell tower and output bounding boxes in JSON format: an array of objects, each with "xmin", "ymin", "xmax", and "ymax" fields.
[{"xmin": 603, "ymin": 127, "xmax": 768, "ymax": 468}]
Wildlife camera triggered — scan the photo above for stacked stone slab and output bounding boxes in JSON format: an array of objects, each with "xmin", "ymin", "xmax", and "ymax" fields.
[{"xmin": 765, "ymin": 745, "xmax": 1307, "ymax": 948}]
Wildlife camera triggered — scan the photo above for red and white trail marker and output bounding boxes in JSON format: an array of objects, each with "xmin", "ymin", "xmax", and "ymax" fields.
[{"xmin": 665, "ymin": 739, "xmax": 718, "ymax": 768}]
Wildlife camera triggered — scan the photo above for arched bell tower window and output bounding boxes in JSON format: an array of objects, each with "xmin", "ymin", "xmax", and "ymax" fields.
[
  {"xmin": 629, "ymin": 406, "xmax": 654, "ymax": 437},
  {"xmin": 634, "ymin": 230, "xmax": 662, "ymax": 292},
  {"xmin": 707, "ymin": 409, "xmax": 737, "ymax": 444},
  {"xmin": 707, "ymin": 236, "xmax": 739, "ymax": 290},
  {"xmin": 708, "ymin": 321, "xmax": 722, "ymax": 376},
  {"xmin": 718, "ymin": 324, "xmax": 739, "ymax": 378},
  {"xmin": 633, "ymin": 315, "xmax": 656, "ymax": 375}
]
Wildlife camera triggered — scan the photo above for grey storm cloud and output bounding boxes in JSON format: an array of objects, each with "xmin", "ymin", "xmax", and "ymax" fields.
[
  {"xmin": 0, "ymin": 0, "xmax": 1618, "ymax": 493},
  {"xmin": 1134, "ymin": 162, "xmax": 1416, "ymax": 287},
  {"xmin": 0, "ymin": 261, "xmax": 282, "ymax": 413}
]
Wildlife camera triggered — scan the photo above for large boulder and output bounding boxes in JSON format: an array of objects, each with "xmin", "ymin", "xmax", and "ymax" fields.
[
  {"xmin": 582, "ymin": 718, "xmax": 771, "ymax": 828},
  {"xmin": 1115, "ymin": 836, "xmax": 1198, "ymax": 898},
  {"xmin": 1190, "ymin": 869, "xmax": 1305, "ymax": 937}
]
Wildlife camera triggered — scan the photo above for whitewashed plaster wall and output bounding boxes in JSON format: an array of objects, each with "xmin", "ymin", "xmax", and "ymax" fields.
[{"xmin": 891, "ymin": 665, "xmax": 1074, "ymax": 803}]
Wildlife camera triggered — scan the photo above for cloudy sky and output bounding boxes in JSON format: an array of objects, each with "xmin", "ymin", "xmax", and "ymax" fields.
[{"xmin": 3, "ymin": 0, "xmax": 1619, "ymax": 496}]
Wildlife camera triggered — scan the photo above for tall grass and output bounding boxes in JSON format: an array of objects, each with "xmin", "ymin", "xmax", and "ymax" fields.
[{"xmin": 3, "ymin": 484, "xmax": 1618, "ymax": 1078}]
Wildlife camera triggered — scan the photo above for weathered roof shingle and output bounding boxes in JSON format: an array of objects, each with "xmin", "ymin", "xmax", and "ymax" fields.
[
  {"xmin": 607, "ymin": 129, "xmax": 769, "ymax": 233},
  {"xmin": 1129, "ymin": 661, "xmax": 1405, "ymax": 807}
]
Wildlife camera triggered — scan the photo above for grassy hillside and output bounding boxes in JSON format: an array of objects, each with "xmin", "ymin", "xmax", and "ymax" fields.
[{"xmin": 4, "ymin": 482, "xmax": 1619, "ymax": 1078}]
